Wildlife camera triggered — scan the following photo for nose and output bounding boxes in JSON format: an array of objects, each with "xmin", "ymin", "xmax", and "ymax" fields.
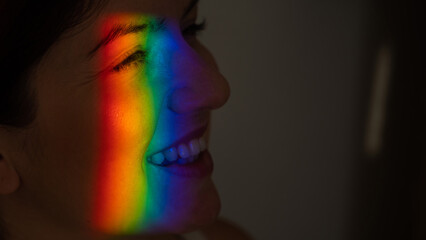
[{"xmin": 166, "ymin": 47, "xmax": 230, "ymax": 114}]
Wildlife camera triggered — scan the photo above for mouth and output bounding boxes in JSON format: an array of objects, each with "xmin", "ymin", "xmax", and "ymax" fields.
[
  {"xmin": 146, "ymin": 125, "xmax": 208, "ymax": 167},
  {"xmin": 146, "ymin": 125, "xmax": 214, "ymax": 178}
]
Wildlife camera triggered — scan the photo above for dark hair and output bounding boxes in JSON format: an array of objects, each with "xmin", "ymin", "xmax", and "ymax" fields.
[
  {"xmin": 0, "ymin": 0, "xmax": 106, "ymax": 128},
  {"xmin": 0, "ymin": 0, "xmax": 107, "ymax": 238}
]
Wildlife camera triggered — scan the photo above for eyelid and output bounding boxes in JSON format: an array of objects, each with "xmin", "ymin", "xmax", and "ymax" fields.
[
  {"xmin": 100, "ymin": 44, "xmax": 146, "ymax": 73},
  {"xmin": 110, "ymin": 45, "xmax": 141, "ymax": 65},
  {"xmin": 112, "ymin": 50, "xmax": 147, "ymax": 72}
]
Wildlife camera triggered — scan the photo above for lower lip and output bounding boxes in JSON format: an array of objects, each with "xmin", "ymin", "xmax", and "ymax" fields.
[{"xmin": 149, "ymin": 150, "xmax": 214, "ymax": 178}]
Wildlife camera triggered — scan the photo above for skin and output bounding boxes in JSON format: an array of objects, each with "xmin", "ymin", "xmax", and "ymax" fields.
[{"xmin": 0, "ymin": 0, "xmax": 247, "ymax": 239}]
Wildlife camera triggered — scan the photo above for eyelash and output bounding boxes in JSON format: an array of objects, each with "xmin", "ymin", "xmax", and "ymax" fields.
[
  {"xmin": 111, "ymin": 20, "xmax": 207, "ymax": 73},
  {"xmin": 182, "ymin": 19, "xmax": 207, "ymax": 37},
  {"xmin": 112, "ymin": 50, "xmax": 147, "ymax": 72}
]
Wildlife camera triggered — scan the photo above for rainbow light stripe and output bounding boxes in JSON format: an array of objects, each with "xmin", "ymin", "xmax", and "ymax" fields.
[{"xmin": 91, "ymin": 14, "xmax": 178, "ymax": 233}]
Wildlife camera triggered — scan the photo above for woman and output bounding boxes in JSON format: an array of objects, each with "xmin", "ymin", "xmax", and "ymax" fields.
[{"xmin": 0, "ymin": 0, "xmax": 251, "ymax": 239}]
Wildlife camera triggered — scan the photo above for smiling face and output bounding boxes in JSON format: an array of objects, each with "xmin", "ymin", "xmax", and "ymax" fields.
[{"xmin": 1, "ymin": 0, "xmax": 229, "ymax": 238}]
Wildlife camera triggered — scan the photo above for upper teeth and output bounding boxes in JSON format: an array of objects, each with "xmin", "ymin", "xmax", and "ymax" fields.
[{"xmin": 148, "ymin": 137, "xmax": 207, "ymax": 166}]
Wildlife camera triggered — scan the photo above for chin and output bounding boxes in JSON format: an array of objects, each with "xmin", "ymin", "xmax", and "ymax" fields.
[
  {"xmin": 181, "ymin": 185, "xmax": 221, "ymax": 233},
  {"xmin": 148, "ymin": 177, "xmax": 221, "ymax": 234}
]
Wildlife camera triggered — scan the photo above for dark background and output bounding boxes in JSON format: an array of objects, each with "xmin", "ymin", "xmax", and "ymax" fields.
[{"xmin": 199, "ymin": 0, "xmax": 425, "ymax": 239}]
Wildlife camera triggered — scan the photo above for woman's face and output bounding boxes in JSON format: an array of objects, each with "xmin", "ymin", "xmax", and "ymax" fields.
[{"xmin": 5, "ymin": 0, "xmax": 229, "ymax": 237}]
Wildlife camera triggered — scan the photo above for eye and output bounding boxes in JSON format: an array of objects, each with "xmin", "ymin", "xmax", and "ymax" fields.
[
  {"xmin": 182, "ymin": 19, "xmax": 206, "ymax": 37},
  {"xmin": 112, "ymin": 50, "xmax": 147, "ymax": 73}
]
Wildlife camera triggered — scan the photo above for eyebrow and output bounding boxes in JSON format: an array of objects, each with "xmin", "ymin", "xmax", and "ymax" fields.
[
  {"xmin": 87, "ymin": 23, "xmax": 149, "ymax": 58},
  {"xmin": 87, "ymin": 0, "xmax": 200, "ymax": 59}
]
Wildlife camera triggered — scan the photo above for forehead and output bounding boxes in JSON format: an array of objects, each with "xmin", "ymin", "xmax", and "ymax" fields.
[
  {"xmin": 92, "ymin": 0, "xmax": 188, "ymax": 37},
  {"xmin": 100, "ymin": 0, "xmax": 187, "ymax": 21},
  {"xmin": 40, "ymin": 0, "xmax": 192, "ymax": 77}
]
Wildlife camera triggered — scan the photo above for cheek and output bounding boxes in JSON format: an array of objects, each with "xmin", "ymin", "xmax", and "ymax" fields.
[
  {"xmin": 90, "ymin": 16, "xmax": 172, "ymax": 233},
  {"xmin": 92, "ymin": 72, "xmax": 158, "ymax": 232},
  {"xmin": 16, "ymin": 80, "xmax": 102, "ymax": 229},
  {"xmin": 29, "ymin": 73, "xmax": 159, "ymax": 233}
]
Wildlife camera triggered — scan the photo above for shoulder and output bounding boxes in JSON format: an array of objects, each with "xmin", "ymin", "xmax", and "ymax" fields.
[{"xmin": 199, "ymin": 217, "xmax": 253, "ymax": 240}]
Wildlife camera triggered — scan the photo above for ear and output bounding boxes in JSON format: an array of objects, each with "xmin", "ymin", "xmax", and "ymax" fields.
[{"xmin": 0, "ymin": 153, "xmax": 20, "ymax": 195}]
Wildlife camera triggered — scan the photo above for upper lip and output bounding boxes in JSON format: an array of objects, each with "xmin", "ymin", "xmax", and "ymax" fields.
[{"xmin": 147, "ymin": 124, "xmax": 209, "ymax": 158}]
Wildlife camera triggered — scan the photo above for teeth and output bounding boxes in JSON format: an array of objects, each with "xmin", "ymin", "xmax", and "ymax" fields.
[
  {"xmin": 178, "ymin": 155, "xmax": 198, "ymax": 164},
  {"xmin": 149, "ymin": 137, "xmax": 208, "ymax": 166},
  {"xmin": 188, "ymin": 139, "xmax": 200, "ymax": 155},
  {"xmin": 177, "ymin": 157, "xmax": 189, "ymax": 165},
  {"xmin": 150, "ymin": 152, "xmax": 165, "ymax": 165},
  {"xmin": 163, "ymin": 147, "xmax": 178, "ymax": 162},
  {"xmin": 177, "ymin": 144, "xmax": 190, "ymax": 159}
]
